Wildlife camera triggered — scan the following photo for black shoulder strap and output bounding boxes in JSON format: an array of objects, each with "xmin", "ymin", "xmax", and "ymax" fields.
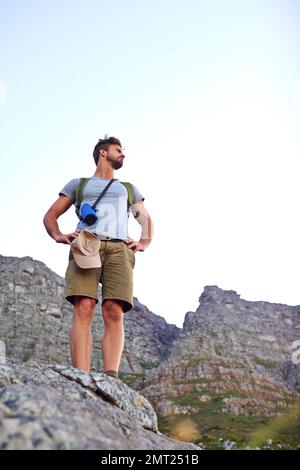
[{"xmin": 91, "ymin": 178, "xmax": 116, "ymax": 210}]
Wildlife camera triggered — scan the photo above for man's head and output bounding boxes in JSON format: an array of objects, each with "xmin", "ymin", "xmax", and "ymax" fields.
[{"xmin": 93, "ymin": 136, "xmax": 125, "ymax": 170}]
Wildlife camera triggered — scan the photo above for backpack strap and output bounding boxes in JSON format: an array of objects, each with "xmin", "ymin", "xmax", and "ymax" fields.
[
  {"xmin": 75, "ymin": 177, "xmax": 90, "ymax": 219},
  {"xmin": 120, "ymin": 182, "xmax": 134, "ymax": 212}
]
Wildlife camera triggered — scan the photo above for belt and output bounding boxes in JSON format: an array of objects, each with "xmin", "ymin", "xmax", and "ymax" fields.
[{"xmin": 92, "ymin": 233, "xmax": 124, "ymax": 242}]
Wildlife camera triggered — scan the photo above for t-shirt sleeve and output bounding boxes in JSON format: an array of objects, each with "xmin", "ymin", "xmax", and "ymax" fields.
[
  {"xmin": 131, "ymin": 183, "xmax": 145, "ymax": 204},
  {"xmin": 58, "ymin": 178, "xmax": 79, "ymax": 204}
]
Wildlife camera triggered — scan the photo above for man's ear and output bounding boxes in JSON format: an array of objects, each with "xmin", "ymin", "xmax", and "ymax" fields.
[{"xmin": 99, "ymin": 148, "xmax": 107, "ymax": 159}]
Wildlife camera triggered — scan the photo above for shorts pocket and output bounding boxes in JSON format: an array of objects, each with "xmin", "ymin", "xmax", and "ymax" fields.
[{"xmin": 125, "ymin": 244, "xmax": 135, "ymax": 268}]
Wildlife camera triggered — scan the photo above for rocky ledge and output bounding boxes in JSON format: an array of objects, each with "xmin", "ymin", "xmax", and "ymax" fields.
[{"xmin": 0, "ymin": 361, "xmax": 201, "ymax": 450}]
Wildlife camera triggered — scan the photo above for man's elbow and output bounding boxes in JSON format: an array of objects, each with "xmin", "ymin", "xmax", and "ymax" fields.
[
  {"xmin": 43, "ymin": 210, "xmax": 49, "ymax": 227},
  {"xmin": 43, "ymin": 208, "xmax": 56, "ymax": 229}
]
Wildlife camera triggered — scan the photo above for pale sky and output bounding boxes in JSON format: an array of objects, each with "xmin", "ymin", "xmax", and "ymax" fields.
[{"xmin": 0, "ymin": 0, "xmax": 300, "ymax": 327}]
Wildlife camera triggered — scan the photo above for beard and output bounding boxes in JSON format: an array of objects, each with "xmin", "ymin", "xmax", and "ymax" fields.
[{"xmin": 107, "ymin": 154, "xmax": 124, "ymax": 170}]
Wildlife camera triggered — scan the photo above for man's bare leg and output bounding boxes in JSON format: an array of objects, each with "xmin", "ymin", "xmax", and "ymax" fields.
[
  {"xmin": 101, "ymin": 299, "xmax": 125, "ymax": 374},
  {"xmin": 70, "ymin": 296, "xmax": 96, "ymax": 372}
]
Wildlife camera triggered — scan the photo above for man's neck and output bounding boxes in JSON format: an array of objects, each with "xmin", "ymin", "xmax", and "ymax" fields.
[{"xmin": 93, "ymin": 168, "xmax": 114, "ymax": 180}]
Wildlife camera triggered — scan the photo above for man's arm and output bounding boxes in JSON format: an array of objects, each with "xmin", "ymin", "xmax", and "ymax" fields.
[
  {"xmin": 126, "ymin": 200, "xmax": 154, "ymax": 253},
  {"xmin": 43, "ymin": 195, "xmax": 80, "ymax": 245}
]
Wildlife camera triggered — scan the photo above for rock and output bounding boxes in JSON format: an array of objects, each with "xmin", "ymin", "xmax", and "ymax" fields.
[
  {"xmin": 282, "ymin": 360, "xmax": 300, "ymax": 393},
  {"xmin": 53, "ymin": 366, "xmax": 96, "ymax": 389},
  {"xmin": 223, "ymin": 440, "xmax": 236, "ymax": 450},
  {"xmin": 92, "ymin": 374, "xmax": 157, "ymax": 431},
  {"xmin": 136, "ymin": 285, "xmax": 300, "ymax": 418},
  {"xmin": 51, "ymin": 366, "xmax": 158, "ymax": 432},
  {"xmin": 0, "ymin": 362, "xmax": 200, "ymax": 450}
]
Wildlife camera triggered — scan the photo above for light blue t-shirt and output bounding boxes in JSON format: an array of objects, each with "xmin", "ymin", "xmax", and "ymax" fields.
[{"xmin": 59, "ymin": 176, "xmax": 144, "ymax": 240}]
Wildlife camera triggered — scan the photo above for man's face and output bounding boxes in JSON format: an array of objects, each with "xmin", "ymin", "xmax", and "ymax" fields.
[{"xmin": 105, "ymin": 144, "xmax": 125, "ymax": 170}]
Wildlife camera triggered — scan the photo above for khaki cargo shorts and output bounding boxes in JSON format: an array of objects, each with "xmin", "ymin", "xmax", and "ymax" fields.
[{"xmin": 65, "ymin": 240, "xmax": 135, "ymax": 313}]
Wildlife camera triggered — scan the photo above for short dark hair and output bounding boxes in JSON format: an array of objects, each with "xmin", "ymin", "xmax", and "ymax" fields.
[{"xmin": 93, "ymin": 136, "xmax": 122, "ymax": 165}]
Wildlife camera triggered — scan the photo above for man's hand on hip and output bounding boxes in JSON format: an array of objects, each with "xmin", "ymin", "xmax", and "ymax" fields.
[
  {"xmin": 124, "ymin": 238, "xmax": 150, "ymax": 253},
  {"xmin": 54, "ymin": 230, "xmax": 81, "ymax": 245}
]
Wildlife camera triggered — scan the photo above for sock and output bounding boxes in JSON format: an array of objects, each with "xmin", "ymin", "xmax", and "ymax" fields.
[{"xmin": 104, "ymin": 369, "xmax": 118, "ymax": 378}]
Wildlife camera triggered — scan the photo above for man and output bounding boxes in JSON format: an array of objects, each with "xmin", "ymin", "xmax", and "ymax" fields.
[{"xmin": 43, "ymin": 136, "xmax": 154, "ymax": 379}]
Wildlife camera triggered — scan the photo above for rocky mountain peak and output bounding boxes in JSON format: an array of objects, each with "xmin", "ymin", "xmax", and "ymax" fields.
[{"xmin": 199, "ymin": 285, "xmax": 241, "ymax": 305}]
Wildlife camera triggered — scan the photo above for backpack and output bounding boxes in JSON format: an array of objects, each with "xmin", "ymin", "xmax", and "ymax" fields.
[{"xmin": 74, "ymin": 177, "xmax": 134, "ymax": 221}]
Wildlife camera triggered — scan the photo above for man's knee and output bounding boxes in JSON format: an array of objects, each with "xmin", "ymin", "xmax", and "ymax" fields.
[
  {"xmin": 102, "ymin": 299, "xmax": 124, "ymax": 322},
  {"xmin": 73, "ymin": 296, "xmax": 96, "ymax": 322}
]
